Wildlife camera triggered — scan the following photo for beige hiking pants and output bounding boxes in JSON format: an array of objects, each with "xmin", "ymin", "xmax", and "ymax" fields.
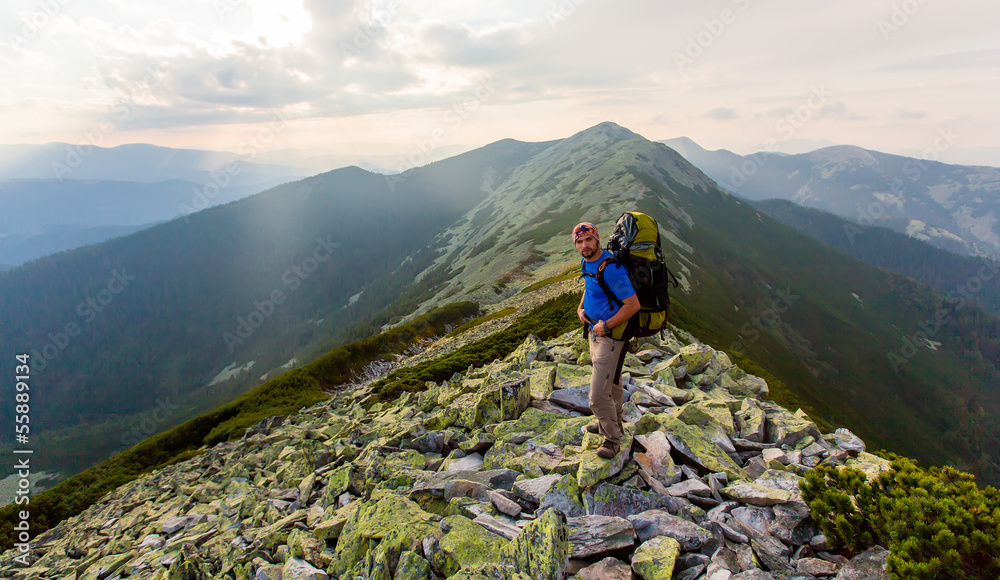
[{"xmin": 589, "ymin": 334, "xmax": 628, "ymax": 444}]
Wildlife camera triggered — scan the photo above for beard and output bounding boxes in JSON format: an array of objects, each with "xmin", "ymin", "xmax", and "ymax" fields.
[{"xmin": 580, "ymin": 245, "xmax": 599, "ymax": 259}]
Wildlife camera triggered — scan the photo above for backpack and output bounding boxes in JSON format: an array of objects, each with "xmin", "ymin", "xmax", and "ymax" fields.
[{"xmin": 582, "ymin": 211, "xmax": 679, "ymax": 340}]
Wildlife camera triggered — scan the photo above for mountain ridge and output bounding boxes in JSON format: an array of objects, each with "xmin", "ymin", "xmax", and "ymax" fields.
[
  {"xmin": 658, "ymin": 136, "xmax": 1000, "ymax": 259},
  {"xmin": 2, "ymin": 122, "xmax": 998, "ymax": 495}
]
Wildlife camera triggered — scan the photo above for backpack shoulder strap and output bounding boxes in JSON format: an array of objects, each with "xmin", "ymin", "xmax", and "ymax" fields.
[{"xmin": 595, "ymin": 257, "xmax": 624, "ymax": 309}]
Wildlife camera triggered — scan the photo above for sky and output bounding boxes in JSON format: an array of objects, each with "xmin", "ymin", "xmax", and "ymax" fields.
[{"xmin": 2, "ymin": 0, "xmax": 999, "ymax": 168}]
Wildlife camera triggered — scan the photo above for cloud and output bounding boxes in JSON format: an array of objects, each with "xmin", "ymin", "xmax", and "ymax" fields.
[
  {"xmin": 894, "ymin": 109, "xmax": 927, "ymax": 120},
  {"xmin": 705, "ymin": 107, "xmax": 738, "ymax": 121}
]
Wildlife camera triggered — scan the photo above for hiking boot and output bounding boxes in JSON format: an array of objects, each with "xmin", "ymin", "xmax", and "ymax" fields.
[
  {"xmin": 596, "ymin": 440, "xmax": 619, "ymax": 459},
  {"xmin": 585, "ymin": 421, "xmax": 600, "ymax": 434}
]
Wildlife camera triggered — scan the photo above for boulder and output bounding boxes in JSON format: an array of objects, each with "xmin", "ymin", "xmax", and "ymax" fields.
[
  {"xmin": 631, "ymin": 535, "xmax": 681, "ymax": 580},
  {"xmin": 655, "ymin": 417, "xmax": 748, "ymax": 481},
  {"xmin": 577, "ymin": 557, "xmax": 632, "ymax": 580},
  {"xmin": 720, "ymin": 481, "xmax": 792, "ymax": 506},
  {"xmin": 764, "ymin": 408, "xmax": 821, "ymax": 448},
  {"xmin": 513, "ymin": 474, "xmax": 562, "ymax": 503},
  {"xmin": 833, "ymin": 546, "xmax": 889, "ymax": 580},
  {"xmin": 394, "ymin": 550, "xmax": 432, "ymax": 580},
  {"xmin": 434, "ymin": 515, "xmax": 508, "ymax": 577},
  {"xmin": 566, "ymin": 515, "xmax": 636, "ymax": 558},
  {"xmin": 549, "ymin": 385, "xmax": 592, "ymax": 414},
  {"xmin": 734, "ymin": 399, "xmax": 766, "ymax": 443},
  {"xmin": 587, "ymin": 482, "xmax": 686, "ymax": 518},
  {"xmin": 677, "ymin": 400, "xmax": 736, "ymax": 437},
  {"xmin": 577, "ymin": 430, "xmax": 633, "ymax": 488},
  {"xmin": 538, "ymin": 474, "xmax": 586, "ymax": 518},
  {"xmin": 500, "ymin": 508, "xmax": 569, "ymax": 580},
  {"xmin": 283, "ymin": 557, "xmax": 329, "ymax": 580},
  {"xmin": 626, "ymin": 510, "xmax": 714, "ymax": 550}
]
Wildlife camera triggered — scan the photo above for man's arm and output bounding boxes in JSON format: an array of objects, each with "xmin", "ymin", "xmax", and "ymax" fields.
[
  {"xmin": 599, "ymin": 294, "xmax": 640, "ymax": 332},
  {"xmin": 577, "ymin": 293, "xmax": 589, "ymax": 325}
]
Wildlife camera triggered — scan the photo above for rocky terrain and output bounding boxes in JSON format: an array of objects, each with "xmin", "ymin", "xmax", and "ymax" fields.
[{"xmin": 0, "ymin": 315, "xmax": 892, "ymax": 579}]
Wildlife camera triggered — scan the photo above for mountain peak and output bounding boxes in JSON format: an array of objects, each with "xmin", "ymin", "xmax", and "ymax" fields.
[{"xmin": 570, "ymin": 121, "xmax": 643, "ymax": 144}]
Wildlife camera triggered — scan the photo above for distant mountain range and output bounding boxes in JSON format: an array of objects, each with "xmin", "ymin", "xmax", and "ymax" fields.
[
  {"xmin": 0, "ymin": 143, "xmax": 317, "ymax": 267},
  {"xmin": 661, "ymin": 137, "xmax": 1000, "ymax": 259},
  {"xmin": 1, "ymin": 123, "xmax": 998, "ymax": 489}
]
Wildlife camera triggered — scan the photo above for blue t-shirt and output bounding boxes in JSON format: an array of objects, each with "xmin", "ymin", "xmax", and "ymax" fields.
[{"xmin": 582, "ymin": 250, "xmax": 636, "ymax": 327}]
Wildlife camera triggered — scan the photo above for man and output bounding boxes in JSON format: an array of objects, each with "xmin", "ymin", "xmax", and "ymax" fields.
[{"xmin": 573, "ymin": 222, "xmax": 640, "ymax": 460}]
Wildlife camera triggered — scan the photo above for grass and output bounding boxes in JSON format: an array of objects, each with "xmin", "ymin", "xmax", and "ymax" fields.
[
  {"xmin": 520, "ymin": 264, "xmax": 580, "ymax": 294},
  {"xmin": 446, "ymin": 307, "xmax": 518, "ymax": 338}
]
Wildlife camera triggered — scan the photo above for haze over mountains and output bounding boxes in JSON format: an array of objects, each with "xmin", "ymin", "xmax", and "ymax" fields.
[
  {"xmin": 661, "ymin": 137, "xmax": 1000, "ymax": 260},
  {"xmin": 0, "ymin": 143, "xmax": 316, "ymax": 269},
  {"xmin": 2, "ymin": 122, "xmax": 998, "ymax": 491}
]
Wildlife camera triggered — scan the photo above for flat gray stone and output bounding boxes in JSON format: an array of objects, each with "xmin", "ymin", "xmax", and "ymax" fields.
[
  {"xmin": 626, "ymin": 509, "xmax": 713, "ymax": 550},
  {"xmin": 667, "ymin": 478, "xmax": 712, "ymax": 498},
  {"xmin": 578, "ymin": 556, "xmax": 632, "ymax": 580},
  {"xmin": 489, "ymin": 490, "xmax": 521, "ymax": 517},
  {"xmin": 567, "ymin": 515, "xmax": 636, "ymax": 558},
  {"xmin": 549, "ymin": 385, "xmax": 592, "ymax": 414},
  {"xmin": 411, "ymin": 469, "xmax": 520, "ymax": 497},
  {"xmin": 513, "ymin": 474, "xmax": 561, "ymax": 503},
  {"xmin": 473, "ymin": 514, "xmax": 520, "ymax": 541},
  {"xmin": 833, "ymin": 546, "xmax": 889, "ymax": 580},
  {"xmin": 446, "ymin": 453, "xmax": 484, "ymax": 472},
  {"xmin": 798, "ymin": 557, "xmax": 840, "ymax": 576},
  {"xmin": 444, "ymin": 479, "xmax": 489, "ymax": 502}
]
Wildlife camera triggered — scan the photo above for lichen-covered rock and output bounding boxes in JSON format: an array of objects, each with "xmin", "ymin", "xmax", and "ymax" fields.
[
  {"xmin": 577, "ymin": 430, "xmax": 633, "ymax": 488},
  {"xmin": 734, "ymin": 399, "xmax": 766, "ymax": 443},
  {"xmin": 504, "ymin": 335, "xmax": 545, "ymax": 372},
  {"xmin": 393, "ymin": 550, "xmax": 432, "ymax": 580},
  {"xmin": 764, "ymin": 407, "xmax": 821, "ymax": 448},
  {"xmin": 843, "ymin": 452, "xmax": 892, "ymax": 480},
  {"xmin": 720, "ymin": 481, "xmax": 792, "ymax": 506},
  {"xmin": 500, "ymin": 508, "xmax": 569, "ymax": 580},
  {"xmin": 677, "ymin": 400, "xmax": 736, "ymax": 437},
  {"xmin": 434, "ymin": 515, "xmax": 509, "ymax": 577},
  {"xmin": 631, "ymin": 535, "xmax": 681, "ymax": 580},
  {"xmin": 587, "ymin": 482, "xmax": 686, "ymax": 518},
  {"xmin": 655, "ymin": 417, "xmax": 747, "ymax": 481},
  {"xmin": 538, "ymin": 474, "xmax": 586, "ymax": 517},
  {"xmin": 527, "ymin": 365, "xmax": 558, "ymax": 400},
  {"xmin": 331, "ymin": 492, "xmax": 439, "ymax": 577}
]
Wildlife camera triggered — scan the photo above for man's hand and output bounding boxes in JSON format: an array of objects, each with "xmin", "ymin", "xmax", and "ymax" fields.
[
  {"xmin": 593, "ymin": 320, "xmax": 607, "ymax": 337},
  {"xmin": 578, "ymin": 307, "xmax": 588, "ymax": 326}
]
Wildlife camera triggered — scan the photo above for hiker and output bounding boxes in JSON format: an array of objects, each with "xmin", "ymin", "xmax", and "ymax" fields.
[{"xmin": 573, "ymin": 222, "xmax": 640, "ymax": 460}]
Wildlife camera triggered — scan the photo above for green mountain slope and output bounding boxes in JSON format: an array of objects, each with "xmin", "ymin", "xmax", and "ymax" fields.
[
  {"xmin": 0, "ymin": 139, "xmax": 551, "ymax": 478},
  {"xmin": 751, "ymin": 198, "xmax": 1000, "ymax": 314},
  {"xmin": 404, "ymin": 123, "xmax": 1000, "ymax": 483}
]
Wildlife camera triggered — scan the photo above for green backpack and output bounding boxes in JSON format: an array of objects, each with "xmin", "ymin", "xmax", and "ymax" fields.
[{"xmin": 583, "ymin": 211, "xmax": 679, "ymax": 340}]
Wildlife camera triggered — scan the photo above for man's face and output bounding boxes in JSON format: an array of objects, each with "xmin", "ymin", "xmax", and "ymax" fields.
[{"xmin": 575, "ymin": 234, "xmax": 600, "ymax": 260}]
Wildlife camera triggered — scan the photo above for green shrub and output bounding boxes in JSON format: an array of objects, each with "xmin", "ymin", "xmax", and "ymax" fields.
[{"xmin": 801, "ymin": 453, "xmax": 1000, "ymax": 579}]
